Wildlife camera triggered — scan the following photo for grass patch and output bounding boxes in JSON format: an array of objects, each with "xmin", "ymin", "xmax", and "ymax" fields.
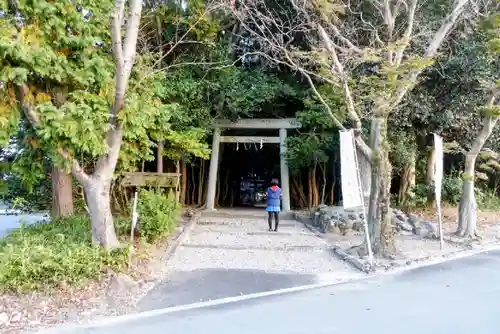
[
  {"xmin": 0, "ymin": 189, "xmax": 181, "ymax": 294},
  {"xmin": 0, "ymin": 216, "xmax": 129, "ymax": 294}
]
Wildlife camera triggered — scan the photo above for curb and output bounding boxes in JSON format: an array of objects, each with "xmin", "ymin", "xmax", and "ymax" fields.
[
  {"xmin": 381, "ymin": 237, "xmax": 500, "ymax": 272},
  {"xmin": 376, "ymin": 241, "xmax": 500, "ymax": 276},
  {"xmin": 162, "ymin": 212, "xmax": 199, "ymax": 265}
]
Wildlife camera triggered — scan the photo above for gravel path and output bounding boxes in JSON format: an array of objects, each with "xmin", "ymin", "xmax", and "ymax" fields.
[{"xmin": 137, "ymin": 215, "xmax": 356, "ymax": 311}]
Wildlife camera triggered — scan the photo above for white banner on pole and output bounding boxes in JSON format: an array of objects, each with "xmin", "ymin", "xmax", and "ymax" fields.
[
  {"xmin": 434, "ymin": 134, "xmax": 444, "ymax": 204},
  {"xmin": 339, "ymin": 130, "xmax": 373, "ymax": 264},
  {"xmin": 433, "ymin": 134, "xmax": 444, "ymax": 249},
  {"xmin": 339, "ymin": 130, "xmax": 363, "ymax": 209},
  {"xmin": 129, "ymin": 191, "xmax": 139, "ymax": 268}
]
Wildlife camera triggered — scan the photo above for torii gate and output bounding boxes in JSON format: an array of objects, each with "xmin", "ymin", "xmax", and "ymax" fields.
[{"xmin": 205, "ymin": 118, "xmax": 301, "ymax": 212}]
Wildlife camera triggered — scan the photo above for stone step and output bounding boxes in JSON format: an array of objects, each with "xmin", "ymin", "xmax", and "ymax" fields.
[{"xmin": 200, "ymin": 209, "xmax": 295, "ymax": 220}]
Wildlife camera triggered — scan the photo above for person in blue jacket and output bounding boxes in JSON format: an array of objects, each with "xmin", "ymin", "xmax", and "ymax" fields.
[{"xmin": 266, "ymin": 178, "xmax": 282, "ymax": 231}]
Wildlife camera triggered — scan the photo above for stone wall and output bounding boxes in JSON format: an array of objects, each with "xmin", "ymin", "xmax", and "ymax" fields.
[{"xmin": 312, "ymin": 205, "xmax": 439, "ymax": 239}]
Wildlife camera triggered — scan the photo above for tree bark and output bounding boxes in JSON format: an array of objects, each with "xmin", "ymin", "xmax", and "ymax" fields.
[
  {"xmin": 307, "ymin": 168, "xmax": 313, "ymax": 209},
  {"xmin": 175, "ymin": 159, "xmax": 180, "ymax": 202},
  {"xmin": 320, "ymin": 162, "xmax": 327, "ymax": 204},
  {"xmin": 157, "ymin": 141, "xmax": 164, "ymax": 173},
  {"xmin": 312, "ymin": 162, "xmax": 319, "ymax": 207},
  {"xmin": 292, "ymin": 175, "xmax": 307, "ymax": 208},
  {"xmin": 84, "ymin": 177, "xmax": 119, "ymax": 247},
  {"xmin": 51, "ymin": 165, "xmax": 74, "ymax": 218},
  {"xmin": 457, "ymin": 110, "xmax": 498, "ymax": 238},
  {"xmin": 398, "ymin": 148, "xmax": 416, "ymax": 206},
  {"xmin": 367, "ymin": 117, "xmax": 395, "ymax": 256},
  {"xmin": 197, "ymin": 159, "xmax": 205, "ymax": 206},
  {"xmin": 190, "ymin": 165, "xmax": 196, "ymax": 205},
  {"xmin": 457, "ymin": 176, "xmax": 477, "ymax": 238}
]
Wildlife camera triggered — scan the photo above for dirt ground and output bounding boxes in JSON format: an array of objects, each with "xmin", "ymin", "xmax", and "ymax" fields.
[{"xmin": 413, "ymin": 206, "xmax": 500, "ymax": 230}]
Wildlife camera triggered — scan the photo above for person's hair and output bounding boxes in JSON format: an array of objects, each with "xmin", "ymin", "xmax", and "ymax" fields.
[{"xmin": 270, "ymin": 178, "xmax": 279, "ymax": 186}]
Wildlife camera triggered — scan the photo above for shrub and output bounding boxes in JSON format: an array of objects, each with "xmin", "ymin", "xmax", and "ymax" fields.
[
  {"xmin": 114, "ymin": 216, "xmax": 133, "ymax": 237},
  {"xmin": 406, "ymin": 183, "xmax": 432, "ymax": 208},
  {"xmin": 442, "ymin": 174, "xmax": 463, "ymax": 205},
  {"xmin": 476, "ymin": 188, "xmax": 500, "ymax": 210},
  {"xmin": 404, "ymin": 173, "xmax": 463, "ymax": 208},
  {"xmin": 0, "ymin": 216, "xmax": 128, "ymax": 293},
  {"xmin": 137, "ymin": 188, "xmax": 180, "ymax": 243}
]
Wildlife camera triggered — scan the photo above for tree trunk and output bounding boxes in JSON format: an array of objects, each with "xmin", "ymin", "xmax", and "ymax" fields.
[
  {"xmin": 197, "ymin": 159, "xmax": 206, "ymax": 206},
  {"xmin": 457, "ymin": 113, "xmax": 498, "ymax": 238},
  {"xmin": 312, "ymin": 162, "xmax": 319, "ymax": 207},
  {"xmin": 329, "ymin": 183, "xmax": 335, "ymax": 205},
  {"xmin": 367, "ymin": 117, "xmax": 395, "ymax": 256},
  {"xmin": 457, "ymin": 174, "xmax": 477, "ymax": 238},
  {"xmin": 80, "ymin": 0, "xmax": 142, "ymax": 249},
  {"xmin": 51, "ymin": 165, "xmax": 74, "ymax": 218},
  {"xmin": 83, "ymin": 177, "xmax": 119, "ymax": 248},
  {"xmin": 292, "ymin": 175, "xmax": 307, "ymax": 208},
  {"xmin": 320, "ymin": 162, "xmax": 327, "ymax": 204},
  {"xmin": 157, "ymin": 141, "xmax": 164, "ymax": 173},
  {"xmin": 180, "ymin": 159, "xmax": 187, "ymax": 205},
  {"xmin": 307, "ymin": 167, "xmax": 314, "ymax": 209},
  {"xmin": 398, "ymin": 148, "xmax": 416, "ymax": 206},
  {"xmin": 175, "ymin": 159, "xmax": 180, "ymax": 202},
  {"xmin": 190, "ymin": 165, "xmax": 196, "ymax": 205}
]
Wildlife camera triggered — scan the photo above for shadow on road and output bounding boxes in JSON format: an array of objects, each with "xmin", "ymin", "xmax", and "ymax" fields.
[{"xmin": 137, "ymin": 268, "xmax": 318, "ymax": 311}]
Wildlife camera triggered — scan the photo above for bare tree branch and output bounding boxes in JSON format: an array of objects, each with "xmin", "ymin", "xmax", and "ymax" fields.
[
  {"xmin": 393, "ymin": 0, "xmax": 471, "ymax": 107},
  {"xmin": 394, "ymin": 0, "xmax": 418, "ymax": 66},
  {"xmin": 317, "ymin": 24, "xmax": 362, "ymax": 132},
  {"xmin": 111, "ymin": 0, "xmax": 125, "ymax": 70}
]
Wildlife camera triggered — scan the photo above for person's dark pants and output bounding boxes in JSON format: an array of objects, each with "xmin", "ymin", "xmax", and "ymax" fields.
[{"xmin": 268, "ymin": 211, "xmax": 279, "ymax": 231}]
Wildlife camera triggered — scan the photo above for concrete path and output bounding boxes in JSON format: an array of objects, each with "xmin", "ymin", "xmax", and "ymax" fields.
[
  {"xmin": 45, "ymin": 249, "xmax": 500, "ymax": 334},
  {"xmin": 137, "ymin": 213, "xmax": 356, "ymax": 311}
]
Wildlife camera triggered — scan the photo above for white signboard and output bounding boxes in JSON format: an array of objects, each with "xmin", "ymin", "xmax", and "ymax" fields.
[
  {"xmin": 434, "ymin": 134, "xmax": 444, "ymax": 249},
  {"xmin": 339, "ymin": 130, "xmax": 363, "ymax": 209},
  {"xmin": 434, "ymin": 134, "xmax": 444, "ymax": 204}
]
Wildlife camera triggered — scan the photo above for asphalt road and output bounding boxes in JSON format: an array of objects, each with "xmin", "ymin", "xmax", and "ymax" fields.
[
  {"xmin": 137, "ymin": 268, "xmax": 319, "ymax": 311},
  {"xmin": 43, "ymin": 249, "xmax": 500, "ymax": 334}
]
